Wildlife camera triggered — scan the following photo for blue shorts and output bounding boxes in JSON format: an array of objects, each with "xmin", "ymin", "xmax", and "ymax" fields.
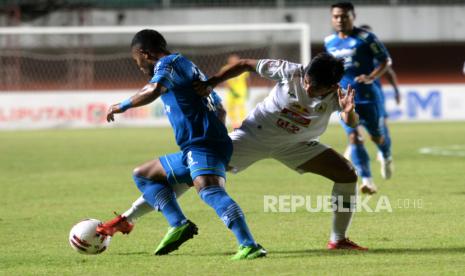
[
  {"xmin": 340, "ymin": 102, "xmax": 385, "ymax": 138},
  {"xmin": 159, "ymin": 148, "xmax": 230, "ymax": 185}
]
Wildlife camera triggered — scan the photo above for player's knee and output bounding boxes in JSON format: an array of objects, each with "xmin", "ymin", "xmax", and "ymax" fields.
[
  {"xmin": 332, "ymin": 163, "xmax": 357, "ymax": 183},
  {"xmin": 132, "ymin": 167, "xmax": 151, "ymax": 180},
  {"xmin": 132, "ymin": 167, "xmax": 142, "ymax": 177},
  {"xmin": 193, "ymin": 175, "xmax": 225, "ymax": 192},
  {"xmin": 345, "ymin": 166, "xmax": 358, "ymax": 183},
  {"xmin": 371, "ymin": 135, "xmax": 385, "ymax": 145}
]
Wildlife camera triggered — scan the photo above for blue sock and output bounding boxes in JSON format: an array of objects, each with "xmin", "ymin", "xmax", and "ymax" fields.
[
  {"xmin": 133, "ymin": 174, "xmax": 187, "ymax": 227},
  {"xmin": 350, "ymin": 144, "xmax": 371, "ymax": 178},
  {"xmin": 377, "ymin": 124, "xmax": 392, "ymax": 159},
  {"xmin": 199, "ymin": 186, "xmax": 256, "ymax": 247}
]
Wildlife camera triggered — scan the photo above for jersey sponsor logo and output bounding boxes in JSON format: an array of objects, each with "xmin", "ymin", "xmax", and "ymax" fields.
[
  {"xmin": 279, "ymin": 108, "xmax": 311, "ymax": 127},
  {"xmin": 328, "ymin": 48, "xmax": 356, "ymax": 69},
  {"xmin": 165, "ymin": 105, "xmax": 171, "ymax": 114},
  {"xmin": 327, "ymin": 47, "xmax": 356, "ymax": 59},
  {"xmin": 276, "ymin": 118, "xmax": 300, "ymax": 134}
]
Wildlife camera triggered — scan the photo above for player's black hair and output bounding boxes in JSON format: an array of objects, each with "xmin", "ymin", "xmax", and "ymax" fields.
[
  {"xmin": 304, "ymin": 52, "xmax": 344, "ymax": 87},
  {"xmin": 131, "ymin": 29, "xmax": 168, "ymax": 53},
  {"xmin": 331, "ymin": 2, "xmax": 355, "ymax": 14}
]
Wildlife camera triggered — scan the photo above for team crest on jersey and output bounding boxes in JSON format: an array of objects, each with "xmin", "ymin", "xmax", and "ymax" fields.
[{"xmin": 314, "ymin": 103, "xmax": 327, "ymax": 113}]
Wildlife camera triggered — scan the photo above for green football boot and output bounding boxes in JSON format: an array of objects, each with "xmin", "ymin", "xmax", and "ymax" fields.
[
  {"xmin": 231, "ymin": 243, "xmax": 267, "ymax": 260},
  {"xmin": 154, "ymin": 220, "xmax": 198, "ymax": 255}
]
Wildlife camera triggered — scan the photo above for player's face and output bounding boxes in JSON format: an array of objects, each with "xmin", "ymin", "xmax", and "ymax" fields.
[
  {"xmin": 331, "ymin": 7, "xmax": 354, "ymax": 33},
  {"xmin": 131, "ymin": 47, "xmax": 155, "ymax": 77},
  {"xmin": 304, "ymin": 75, "xmax": 336, "ymax": 98}
]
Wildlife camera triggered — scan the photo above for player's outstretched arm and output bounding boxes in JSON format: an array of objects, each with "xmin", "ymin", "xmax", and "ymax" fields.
[
  {"xmin": 338, "ymin": 85, "xmax": 359, "ymax": 128},
  {"xmin": 106, "ymin": 83, "xmax": 166, "ymax": 122},
  {"xmin": 194, "ymin": 59, "xmax": 258, "ymax": 96}
]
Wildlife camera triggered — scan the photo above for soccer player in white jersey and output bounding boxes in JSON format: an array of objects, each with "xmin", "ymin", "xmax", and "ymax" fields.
[{"xmin": 99, "ymin": 53, "xmax": 367, "ymax": 251}]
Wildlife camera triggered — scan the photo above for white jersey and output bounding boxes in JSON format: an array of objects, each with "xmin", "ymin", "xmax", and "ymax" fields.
[{"xmin": 241, "ymin": 59, "xmax": 341, "ymax": 146}]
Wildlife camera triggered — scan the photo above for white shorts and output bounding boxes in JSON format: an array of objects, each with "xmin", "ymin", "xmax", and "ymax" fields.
[{"xmin": 229, "ymin": 127, "xmax": 330, "ymax": 174}]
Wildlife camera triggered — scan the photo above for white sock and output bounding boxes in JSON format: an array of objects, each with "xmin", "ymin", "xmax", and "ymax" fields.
[
  {"xmin": 122, "ymin": 196, "xmax": 154, "ymax": 223},
  {"xmin": 362, "ymin": 177, "xmax": 374, "ymax": 187},
  {"xmin": 330, "ymin": 182, "xmax": 357, "ymax": 242}
]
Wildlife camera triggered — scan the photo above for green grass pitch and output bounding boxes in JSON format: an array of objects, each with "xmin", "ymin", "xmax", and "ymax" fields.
[{"xmin": 1, "ymin": 122, "xmax": 465, "ymax": 275}]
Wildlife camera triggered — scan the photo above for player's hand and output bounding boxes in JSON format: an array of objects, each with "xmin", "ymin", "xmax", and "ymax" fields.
[
  {"xmin": 355, "ymin": 74, "xmax": 374, "ymax": 84},
  {"xmin": 106, "ymin": 104, "xmax": 124, "ymax": 122},
  {"xmin": 338, "ymin": 85, "xmax": 355, "ymax": 113},
  {"xmin": 193, "ymin": 80, "xmax": 213, "ymax": 97}
]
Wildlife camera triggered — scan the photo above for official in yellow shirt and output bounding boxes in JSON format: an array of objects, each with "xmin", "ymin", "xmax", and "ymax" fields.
[{"xmin": 224, "ymin": 54, "xmax": 250, "ymax": 128}]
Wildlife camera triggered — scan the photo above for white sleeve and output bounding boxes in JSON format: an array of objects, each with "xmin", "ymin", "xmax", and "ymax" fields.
[{"xmin": 256, "ymin": 59, "xmax": 302, "ymax": 82}]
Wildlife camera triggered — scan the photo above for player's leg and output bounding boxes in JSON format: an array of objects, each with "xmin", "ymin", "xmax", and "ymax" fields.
[
  {"xmin": 188, "ymin": 148, "xmax": 266, "ymax": 260},
  {"xmin": 291, "ymin": 147, "xmax": 367, "ymax": 250},
  {"xmin": 134, "ymin": 153, "xmax": 198, "ymax": 255},
  {"xmin": 341, "ymin": 114, "xmax": 376, "ymax": 194},
  {"xmin": 228, "ymin": 126, "xmax": 270, "ymax": 173},
  {"xmin": 364, "ymin": 102, "xmax": 393, "ymax": 180},
  {"xmin": 121, "ymin": 183, "xmax": 191, "ymax": 225},
  {"xmin": 122, "ymin": 153, "xmax": 193, "ymax": 225},
  {"xmin": 97, "ymin": 154, "xmax": 194, "ymax": 240},
  {"xmin": 131, "ymin": 158, "xmax": 190, "ymax": 230}
]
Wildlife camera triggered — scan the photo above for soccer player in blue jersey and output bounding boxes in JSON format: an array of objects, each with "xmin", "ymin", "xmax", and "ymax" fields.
[
  {"xmin": 359, "ymin": 24, "xmax": 401, "ymax": 169},
  {"xmin": 324, "ymin": 2, "xmax": 393, "ymax": 194},
  {"xmin": 359, "ymin": 24, "xmax": 401, "ymax": 110},
  {"xmin": 98, "ymin": 29, "xmax": 266, "ymax": 260}
]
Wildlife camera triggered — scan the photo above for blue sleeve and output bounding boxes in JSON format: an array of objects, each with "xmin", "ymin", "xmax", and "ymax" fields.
[
  {"xmin": 367, "ymin": 33, "xmax": 390, "ymax": 63},
  {"xmin": 150, "ymin": 59, "xmax": 174, "ymax": 89}
]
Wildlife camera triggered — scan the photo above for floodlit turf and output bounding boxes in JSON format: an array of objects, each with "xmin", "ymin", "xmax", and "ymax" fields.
[{"xmin": 1, "ymin": 122, "xmax": 465, "ymax": 275}]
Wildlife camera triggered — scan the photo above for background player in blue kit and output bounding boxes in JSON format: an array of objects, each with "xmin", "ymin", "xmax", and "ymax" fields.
[
  {"xmin": 98, "ymin": 29, "xmax": 266, "ymax": 260},
  {"xmin": 325, "ymin": 2, "xmax": 393, "ymax": 194},
  {"xmin": 359, "ymin": 24, "xmax": 401, "ymax": 168}
]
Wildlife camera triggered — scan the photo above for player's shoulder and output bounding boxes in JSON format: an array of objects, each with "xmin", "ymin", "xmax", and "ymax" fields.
[
  {"xmin": 155, "ymin": 54, "xmax": 176, "ymax": 72},
  {"xmin": 354, "ymin": 27, "xmax": 377, "ymax": 42},
  {"xmin": 158, "ymin": 53, "xmax": 183, "ymax": 66},
  {"xmin": 324, "ymin": 33, "xmax": 338, "ymax": 45}
]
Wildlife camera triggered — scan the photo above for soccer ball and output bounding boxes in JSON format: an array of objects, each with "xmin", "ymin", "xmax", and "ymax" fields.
[{"xmin": 69, "ymin": 218, "xmax": 111, "ymax": 255}]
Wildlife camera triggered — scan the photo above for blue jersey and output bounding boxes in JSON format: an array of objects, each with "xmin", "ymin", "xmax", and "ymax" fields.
[
  {"xmin": 324, "ymin": 27, "xmax": 390, "ymax": 104},
  {"xmin": 150, "ymin": 53, "xmax": 230, "ymax": 152}
]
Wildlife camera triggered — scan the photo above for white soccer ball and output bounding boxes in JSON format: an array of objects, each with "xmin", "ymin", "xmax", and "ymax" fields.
[{"xmin": 69, "ymin": 218, "xmax": 111, "ymax": 255}]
